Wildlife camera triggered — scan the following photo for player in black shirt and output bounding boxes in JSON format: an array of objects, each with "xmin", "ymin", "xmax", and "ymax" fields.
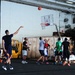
[
  {"xmin": 22, "ymin": 37, "xmax": 29, "ymax": 64},
  {"xmin": 2, "ymin": 26, "xmax": 23, "ymax": 70},
  {"xmin": 62, "ymin": 38, "xmax": 70, "ymax": 66}
]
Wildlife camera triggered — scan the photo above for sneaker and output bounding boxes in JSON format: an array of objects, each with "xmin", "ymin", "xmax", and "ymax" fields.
[
  {"xmin": 22, "ymin": 60, "xmax": 28, "ymax": 64},
  {"xmin": 63, "ymin": 61, "xmax": 67, "ymax": 66},
  {"xmin": 22, "ymin": 60, "xmax": 25, "ymax": 64},
  {"xmin": 24, "ymin": 61, "xmax": 28, "ymax": 64},
  {"xmin": 36, "ymin": 61, "xmax": 40, "ymax": 65},
  {"xmin": 9, "ymin": 66, "xmax": 14, "ymax": 70},
  {"xmin": 41, "ymin": 62, "xmax": 44, "ymax": 64},
  {"xmin": 68, "ymin": 63, "xmax": 71, "ymax": 66},
  {"xmin": 2, "ymin": 66, "xmax": 7, "ymax": 71},
  {"xmin": 54, "ymin": 62, "xmax": 57, "ymax": 65},
  {"xmin": 46, "ymin": 62, "xmax": 49, "ymax": 64},
  {"xmin": 9, "ymin": 64, "xmax": 14, "ymax": 70},
  {"xmin": 59, "ymin": 61, "xmax": 62, "ymax": 65}
]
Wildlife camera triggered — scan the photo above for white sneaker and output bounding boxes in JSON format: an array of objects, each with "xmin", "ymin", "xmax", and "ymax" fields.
[
  {"xmin": 22, "ymin": 60, "xmax": 28, "ymax": 64},
  {"xmin": 22, "ymin": 60, "xmax": 25, "ymax": 64},
  {"xmin": 9, "ymin": 66, "xmax": 14, "ymax": 70},
  {"xmin": 2, "ymin": 66, "xmax": 7, "ymax": 71},
  {"xmin": 25, "ymin": 61, "xmax": 28, "ymax": 64}
]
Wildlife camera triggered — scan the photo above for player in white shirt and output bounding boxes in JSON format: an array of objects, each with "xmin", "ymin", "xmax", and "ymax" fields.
[{"xmin": 36, "ymin": 37, "xmax": 45, "ymax": 64}]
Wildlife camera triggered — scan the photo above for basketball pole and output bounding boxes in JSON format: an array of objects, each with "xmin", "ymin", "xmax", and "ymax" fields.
[{"xmin": 54, "ymin": 23, "xmax": 61, "ymax": 38}]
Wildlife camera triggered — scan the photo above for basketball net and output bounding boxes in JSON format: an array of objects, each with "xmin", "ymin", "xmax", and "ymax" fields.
[
  {"xmin": 41, "ymin": 23, "xmax": 46, "ymax": 30},
  {"xmin": 41, "ymin": 23, "xmax": 50, "ymax": 30}
]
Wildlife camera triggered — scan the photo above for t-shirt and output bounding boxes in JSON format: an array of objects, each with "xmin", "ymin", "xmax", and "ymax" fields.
[
  {"xmin": 44, "ymin": 43, "xmax": 50, "ymax": 49},
  {"xmin": 22, "ymin": 41, "xmax": 28, "ymax": 50},
  {"xmin": 56, "ymin": 41, "xmax": 62, "ymax": 52},
  {"xmin": 2, "ymin": 34, "xmax": 13, "ymax": 47},
  {"xmin": 39, "ymin": 40, "xmax": 45, "ymax": 50},
  {"xmin": 62, "ymin": 41, "xmax": 69, "ymax": 51}
]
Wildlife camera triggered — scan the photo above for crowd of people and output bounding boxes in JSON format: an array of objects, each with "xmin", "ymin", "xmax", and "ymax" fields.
[
  {"xmin": 1, "ymin": 26, "xmax": 75, "ymax": 71},
  {"xmin": 22, "ymin": 36, "xmax": 75, "ymax": 67}
]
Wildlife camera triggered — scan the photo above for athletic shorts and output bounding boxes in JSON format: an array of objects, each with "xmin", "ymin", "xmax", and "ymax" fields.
[
  {"xmin": 22, "ymin": 50, "xmax": 27, "ymax": 56},
  {"xmin": 63, "ymin": 50, "xmax": 70, "ymax": 59},
  {"xmin": 5, "ymin": 46, "xmax": 12, "ymax": 56},
  {"xmin": 69, "ymin": 55, "xmax": 75, "ymax": 61},
  {"xmin": 55, "ymin": 51, "xmax": 62, "ymax": 56},
  {"xmin": 44, "ymin": 48, "xmax": 48, "ymax": 56},
  {"xmin": 39, "ymin": 50, "xmax": 44, "ymax": 56}
]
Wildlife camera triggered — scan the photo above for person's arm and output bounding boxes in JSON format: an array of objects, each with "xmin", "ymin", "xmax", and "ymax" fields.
[
  {"xmin": 13, "ymin": 26, "xmax": 23, "ymax": 35},
  {"xmin": 68, "ymin": 42, "xmax": 70, "ymax": 50},
  {"xmin": 23, "ymin": 44, "xmax": 29, "ymax": 49},
  {"xmin": 48, "ymin": 44, "xmax": 50, "ymax": 48},
  {"xmin": 55, "ymin": 42, "xmax": 57, "ymax": 48},
  {"xmin": 48, "ymin": 44, "xmax": 50, "ymax": 49},
  {"xmin": 47, "ymin": 39, "xmax": 50, "ymax": 42}
]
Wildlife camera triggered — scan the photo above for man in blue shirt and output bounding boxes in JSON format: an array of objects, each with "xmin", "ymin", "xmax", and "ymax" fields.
[
  {"xmin": 36, "ymin": 37, "xmax": 45, "ymax": 64},
  {"xmin": 2, "ymin": 26, "xmax": 23, "ymax": 70}
]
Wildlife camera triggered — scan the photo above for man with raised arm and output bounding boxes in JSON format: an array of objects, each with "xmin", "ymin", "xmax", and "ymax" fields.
[{"xmin": 2, "ymin": 26, "xmax": 23, "ymax": 70}]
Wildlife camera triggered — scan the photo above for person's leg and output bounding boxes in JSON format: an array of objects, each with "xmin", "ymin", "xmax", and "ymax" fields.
[
  {"xmin": 23, "ymin": 55, "xmax": 27, "ymax": 60},
  {"xmin": 36, "ymin": 50, "xmax": 44, "ymax": 64},
  {"xmin": 63, "ymin": 55, "xmax": 67, "ymax": 66},
  {"xmin": 8, "ymin": 46, "xmax": 14, "ymax": 70},
  {"xmin": 55, "ymin": 51, "xmax": 59, "ymax": 64},
  {"xmin": 36, "ymin": 56, "xmax": 43, "ymax": 65},
  {"xmin": 44, "ymin": 49, "xmax": 49, "ymax": 64},
  {"xmin": 67, "ymin": 52, "xmax": 70, "ymax": 66},
  {"xmin": 38, "ymin": 56, "xmax": 44, "ymax": 64},
  {"xmin": 2, "ymin": 53, "xmax": 13, "ymax": 70},
  {"xmin": 59, "ymin": 55, "xmax": 63, "ymax": 64},
  {"xmin": 8, "ymin": 55, "xmax": 14, "ymax": 70},
  {"xmin": 42, "ymin": 50, "xmax": 45, "ymax": 63},
  {"xmin": 24, "ymin": 50, "xmax": 27, "ymax": 63},
  {"xmin": 2, "ymin": 55, "xmax": 8, "ymax": 71},
  {"xmin": 59, "ymin": 52, "xmax": 62, "ymax": 64},
  {"xmin": 37, "ymin": 56, "xmax": 43, "ymax": 61},
  {"xmin": 59, "ymin": 56, "xmax": 61, "ymax": 61},
  {"xmin": 42, "ymin": 56, "xmax": 44, "ymax": 62},
  {"xmin": 45, "ymin": 56, "xmax": 49, "ymax": 64},
  {"xmin": 63, "ymin": 51, "xmax": 69, "ymax": 66},
  {"xmin": 55, "ymin": 55, "xmax": 58, "ymax": 63},
  {"xmin": 2, "ymin": 45, "xmax": 14, "ymax": 70},
  {"xmin": 22, "ymin": 55, "xmax": 27, "ymax": 64}
]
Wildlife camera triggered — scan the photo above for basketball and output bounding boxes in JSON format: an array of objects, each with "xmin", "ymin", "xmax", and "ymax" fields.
[{"xmin": 38, "ymin": 6, "xmax": 42, "ymax": 10}]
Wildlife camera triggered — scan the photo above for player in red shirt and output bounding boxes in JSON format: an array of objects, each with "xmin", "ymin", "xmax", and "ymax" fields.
[{"xmin": 44, "ymin": 39, "xmax": 50, "ymax": 64}]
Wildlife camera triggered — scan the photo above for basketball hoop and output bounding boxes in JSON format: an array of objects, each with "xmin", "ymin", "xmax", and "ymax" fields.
[
  {"xmin": 41, "ymin": 23, "xmax": 46, "ymax": 29},
  {"xmin": 41, "ymin": 23, "xmax": 50, "ymax": 29}
]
